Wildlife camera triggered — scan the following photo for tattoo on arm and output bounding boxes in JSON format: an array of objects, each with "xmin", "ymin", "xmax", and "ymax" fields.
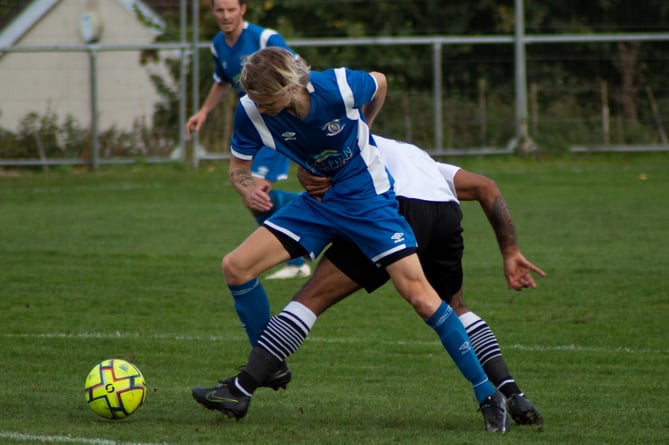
[
  {"xmin": 230, "ymin": 168, "xmax": 256, "ymax": 189},
  {"xmin": 489, "ymin": 195, "xmax": 518, "ymax": 250}
]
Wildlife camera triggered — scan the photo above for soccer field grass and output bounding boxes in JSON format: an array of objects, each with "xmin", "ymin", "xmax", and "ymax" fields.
[{"xmin": 1, "ymin": 153, "xmax": 667, "ymax": 445}]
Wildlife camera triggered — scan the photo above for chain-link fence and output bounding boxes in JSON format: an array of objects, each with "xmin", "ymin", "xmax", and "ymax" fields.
[{"xmin": 1, "ymin": 0, "xmax": 668, "ymax": 169}]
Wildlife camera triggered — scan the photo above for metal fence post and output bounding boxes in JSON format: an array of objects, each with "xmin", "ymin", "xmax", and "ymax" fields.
[
  {"xmin": 514, "ymin": 0, "xmax": 528, "ymax": 149},
  {"xmin": 432, "ymin": 41, "xmax": 443, "ymax": 151},
  {"xmin": 177, "ymin": 0, "xmax": 187, "ymax": 164},
  {"xmin": 192, "ymin": 0, "xmax": 200, "ymax": 169},
  {"xmin": 88, "ymin": 46, "xmax": 100, "ymax": 169}
]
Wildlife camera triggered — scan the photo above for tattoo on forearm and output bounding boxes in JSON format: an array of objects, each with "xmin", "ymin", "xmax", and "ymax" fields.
[
  {"xmin": 490, "ymin": 195, "xmax": 518, "ymax": 249},
  {"xmin": 230, "ymin": 168, "xmax": 255, "ymax": 189}
]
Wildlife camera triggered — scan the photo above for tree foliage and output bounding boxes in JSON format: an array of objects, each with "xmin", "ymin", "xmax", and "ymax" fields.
[{"xmin": 2, "ymin": 1, "xmax": 668, "ymax": 154}]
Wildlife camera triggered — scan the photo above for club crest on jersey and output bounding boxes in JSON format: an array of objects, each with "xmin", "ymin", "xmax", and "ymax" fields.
[
  {"xmin": 282, "ymin": 131, "xmax": 297, "ymax": 141},
  {"xmin": 322, "ymin": 119, "xmax": 345, "ymax": 136},
  {"xmin": 391, "ymin": 232, "xmax": 405, "ymax": 243}
]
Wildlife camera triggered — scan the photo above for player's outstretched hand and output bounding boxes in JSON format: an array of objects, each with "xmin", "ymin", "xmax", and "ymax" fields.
[{"xmin": 504, "ymin": 250, "xmax": 546, "ymax": 291}]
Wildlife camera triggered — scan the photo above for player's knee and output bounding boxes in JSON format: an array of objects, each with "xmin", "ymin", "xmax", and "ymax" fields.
[
  {"xmin": 401, "ymin": 289, "xmax": 442, "ymax": 320},
  {"xmin": 222, "ymin": 253, "xmax": 251, "ymax": 285}
]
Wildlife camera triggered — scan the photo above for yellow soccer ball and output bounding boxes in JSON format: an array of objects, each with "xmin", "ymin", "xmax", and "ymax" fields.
[{"xmin": 84, "ymin": 359, "xmax": 146, "ymax": 419}]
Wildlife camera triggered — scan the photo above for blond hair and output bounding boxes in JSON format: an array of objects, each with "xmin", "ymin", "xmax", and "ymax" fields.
[{"xmin": 240, "ymin": 47, "xmax": 310, "ymax": 97}]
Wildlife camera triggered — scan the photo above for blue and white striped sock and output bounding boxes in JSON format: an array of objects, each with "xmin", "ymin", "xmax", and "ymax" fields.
[
  {"xmin": 257, "ymin": 301, "xmax": 317, "ymax": 362},
  {"xmin": 460, "ymin": 311, "xmax": 521, "ymax": 397}
]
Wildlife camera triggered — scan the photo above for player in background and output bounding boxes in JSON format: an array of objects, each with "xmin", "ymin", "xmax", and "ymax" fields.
[
  {"xmin": 186, "ymin": 0, "xmax": 310, "ymax": 280},
  {"xmin": 194, "ymin": 135, "xmax": 545, "ymax": 430},
  {"xmin": 192, "ymin": 47, "xmax": 510, "ymax": 432}
]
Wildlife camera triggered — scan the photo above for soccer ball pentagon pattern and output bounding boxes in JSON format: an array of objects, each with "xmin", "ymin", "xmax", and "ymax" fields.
[{"xmin": 84, "ymin": 359, "xmax": 147, "ymax": 419}]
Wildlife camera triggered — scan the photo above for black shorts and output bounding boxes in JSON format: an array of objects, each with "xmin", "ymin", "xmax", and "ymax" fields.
[{"xmin": 324, "ymin": 198, "xmax": 464, "ymax": 303}]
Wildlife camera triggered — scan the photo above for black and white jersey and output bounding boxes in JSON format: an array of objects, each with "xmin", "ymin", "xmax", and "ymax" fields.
[{"xmin": 373, "ymin": 135, "xmax": 460, "ymax": 203}]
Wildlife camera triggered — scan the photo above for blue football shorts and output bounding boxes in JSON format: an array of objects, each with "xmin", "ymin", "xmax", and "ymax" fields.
[
  {"xmin": 325, "ymin": 199, "xmax": 465, "ymax": 302},
  {"xmin": 263, "ymin": 191, "xmax": 417, "ymax": 267}
]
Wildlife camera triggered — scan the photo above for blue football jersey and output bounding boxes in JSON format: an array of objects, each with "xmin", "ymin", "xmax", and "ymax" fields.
[
  {"xmin": 231, "ymin": 68, "xmax": 392, "ymax": 199},
  {"xmin": 208, "ymin": 21, "xmax": 295, "ymax": 181},
  {"xmin": 211, "ymin": 22, "xmax": 293, "ymax": 97}
]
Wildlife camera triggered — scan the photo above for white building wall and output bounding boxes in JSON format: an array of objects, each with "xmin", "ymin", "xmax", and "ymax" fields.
[{"xmin": 0, "ymin": 0, "xmax": 170, "ymax": 133}]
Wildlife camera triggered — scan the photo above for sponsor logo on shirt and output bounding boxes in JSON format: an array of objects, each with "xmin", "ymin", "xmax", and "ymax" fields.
[
  {"xmin": 313, "ymin": 150, "xmax": 340, "ymax": 163},
  {"xmin": 306, "ymin": 146, "xmax": 354, "ymax": 174}
]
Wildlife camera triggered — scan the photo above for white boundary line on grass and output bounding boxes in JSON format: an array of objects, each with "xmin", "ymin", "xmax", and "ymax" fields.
[
  {"xmin": 0, "ymin": 431, "xmax": 169, "ymax": 445},
  {"xmin": 3, "ymin": 331, "xmax": 668, "ymax": 354}
]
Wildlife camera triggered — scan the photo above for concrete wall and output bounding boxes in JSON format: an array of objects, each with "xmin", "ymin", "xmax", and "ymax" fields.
[{"xmin": 0, "ymin": 0, "xmax": 171, "ymax": 133}]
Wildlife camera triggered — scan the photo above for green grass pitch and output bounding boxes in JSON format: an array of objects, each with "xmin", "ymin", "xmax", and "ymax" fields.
[{"xmin": 1, "ymin": 152, "xmax": 667, "ymax": 444}]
